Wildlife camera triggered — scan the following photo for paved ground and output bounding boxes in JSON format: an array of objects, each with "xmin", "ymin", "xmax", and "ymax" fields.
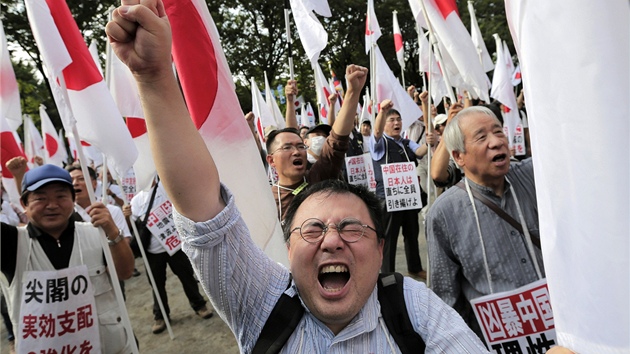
[{"xmin": 1, "ymin": 215, "xmax": 429, "ymax": 354}]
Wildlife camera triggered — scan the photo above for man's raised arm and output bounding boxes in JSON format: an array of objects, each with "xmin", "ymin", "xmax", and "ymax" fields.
[
  {"xmin": 330, "ymin": 65, "xmax": 367, "ymax": 136},
  {"xmin": 106, "ymin": 0, "xmax": 224, "ymax": 222}
]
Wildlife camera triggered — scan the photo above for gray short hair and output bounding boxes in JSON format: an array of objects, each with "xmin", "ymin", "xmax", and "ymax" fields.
[{"xmin": 442, "ymin": 106, "xmax": 500, "ymax": 164}]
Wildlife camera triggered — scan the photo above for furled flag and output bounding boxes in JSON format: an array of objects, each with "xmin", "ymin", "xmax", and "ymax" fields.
[
  {"xmin": 365, "ymin": 0, "xmax": 382, "ymax": 54},
  {"xmin": 107, "ymin": 34, "xmax": 156, "ymax": 192},
  {"xmin": 417, "ymin": 28, "xmax": 449, "ymax": 105},
  {"xmin": 0, "ymin": 20, "xmax": 22, "ymax": 130},
  {"xmin": 392, "ymin": 10, "xmax": 405, "ymax": 71},
  {"xmin": 303, "ymin": 102, "xmax": 316, "ymax": 127},
  {"xmin": 467, "ymin": 1, "xmax": 493, "ymax": 72},
  {"xmin": 329, "ymin": 67, "xmax": 345, "ymax": 99},
  {"xmin": 163, "ymin": 0, "xmax": 287, "ymax": 265},
  {"xmin": 40, "ymin": 105, "xmax": 67, "ymax": 166},
  {"xmin": 293, "ymin": 95, "xmax": 306, "ymax": 111},
  {"xmin": 490, "ymin": 34, "xmax": 519, "ymax": 143},
  {"xmin": 360, "ymin": 92, "xmax": 372, "ymax": 125},
  {"xmin": 24, "ymin": 0, "xmax": 138, "ymax": 180},
  {"xmin": 289, "ymin": 0, "xmax": 330, "ymax": 61},
  {"xmin": 23, "ymin": 115, "xmax": 45, "ymax": 164},
  {"xmin": 88, "ymin": 40, "xmax": 104, "ymax": 75},
  {"xmin": 251, "ymin": 77, "xmax": 277, "ymax": 145},
  {"xmin": 1, "ymin": 116, "xmax": 27, "ymax": 206},
  {"xmin": 374, "ymin": 46, "xmax": 423, "ymax": 132},
  {"xmin": 505, "ymin": 1, "xmax": 629, "ymax": 352},
  {"xmin": 264, "ymin": 72, "xmax": 286, "ymax": 129},
  {"xmin": 511, "ymin": 65, "xmax": 521, "ymax": 86},
  {"xmin": 409, "ymin": 0, "xmax": 489, "ymax": 102},
  {"xmin": 311, "ymin": 59, "xmax": 334, "ymax": 124}
]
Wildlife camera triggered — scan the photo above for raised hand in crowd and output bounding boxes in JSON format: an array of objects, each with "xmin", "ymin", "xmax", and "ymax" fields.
[
  {"xmin": 5, "ymin": 156, "xmax": 28, "ymax": 193},
  {"xmin": 108, "ymin": 0, "xmax": 224, "ymax": 221},
  {"xmin": 330, "ymin": 65, "xmax": 367, "ymax": 136}
]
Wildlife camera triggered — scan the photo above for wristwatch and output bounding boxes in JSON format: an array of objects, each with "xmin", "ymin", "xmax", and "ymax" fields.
[{"xmin": 108, "ymin": 229, "xmax": 124, "ymax": 246}]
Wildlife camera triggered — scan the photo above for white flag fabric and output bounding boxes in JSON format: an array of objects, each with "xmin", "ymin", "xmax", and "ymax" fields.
[
  {"xmin": 164, "ymin": 0, "xmax": 287, "ymax": 265},
  {"xmin": 25, "ymin": 0, "xmax": 137, "ymax": 180},
  {"xmin": 416, "ymin": 28, "xmax": 449, "ymax": 105},
  {"xmin": 410, "ymin": 0, "xmax": 489, "ymax": 102},
  {"xmin": 88, "ymin": 40, "xmax": 104, "ymax": 75},
  {"xmin": 264, "ymin": 72, "xmax": 286, "ymax": 129},
  {"xmin": 490, "ymin": 34, "xmax": 519, "ymax": 144},
  {"xmin": 374, "ymin": 47, "xmax": 422, "ymax": 133},
  {"xmin": 107, "ymin": 30, "xmax": 155, "ymax": 192},
  {"xmin": 303, "ymin": 102, "xmax": 316, "ymax": 127},
  {"xmin": 392, "ymin": 11, "xmax": 405, "ymax": 70},
  {"xmin": 0, "ymin": 21, "xmax": 22, "ymax": 130},
  {"xmin": 23, "ymin": 115, "xmax": 45, "ymax": 164},
  {"xmin": 311, "ymin": 59, "xmax": 333, "ymax": 124},
  {"xmin": 365, "ymin": 0, "xmax": 382, "ymax": 54},
  {"xmin": 467, "ymin": 1, "xmax": 493, "ymax": 72},
  {"xmin": 251, "ymin": 77, "xmax": 277, "ymax": 144},
  {"xmin": 505, "ymin": 1, "xmax": 629, "ymax": 352},
  {"xmin": 40, "ymin": 105, "xmax": 67, "ymax": 166},
  {"xmin": 289, "ymin": 0, "xmax": 330, "ymax": 61}
]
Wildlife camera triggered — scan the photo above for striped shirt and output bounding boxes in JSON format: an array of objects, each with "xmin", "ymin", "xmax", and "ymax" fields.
[{"xmin": 174, "ymin": 185, "xmax": 488, "ymax": 353}]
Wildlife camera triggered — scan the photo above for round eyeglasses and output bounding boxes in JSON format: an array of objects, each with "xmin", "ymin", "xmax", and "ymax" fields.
[{"xmin": 290, "ymin": 218, "xmax": 377, "ymax": 244}]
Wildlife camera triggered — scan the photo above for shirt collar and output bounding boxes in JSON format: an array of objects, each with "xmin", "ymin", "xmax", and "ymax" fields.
[{"xmin": 26, "ymin": 218, "xmax": 75, "ymax": 239}]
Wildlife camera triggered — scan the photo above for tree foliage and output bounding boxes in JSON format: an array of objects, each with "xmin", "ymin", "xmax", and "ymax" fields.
[{"xmin": 2, "ymin": 0, "xmax": 512, "ymax": 130}]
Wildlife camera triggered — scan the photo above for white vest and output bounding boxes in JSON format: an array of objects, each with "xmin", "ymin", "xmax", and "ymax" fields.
[{"xmin": 8, "ymin": 223, "xmax": 132, "ymax": 353}]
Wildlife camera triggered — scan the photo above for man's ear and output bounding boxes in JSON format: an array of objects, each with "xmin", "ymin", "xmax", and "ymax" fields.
[
  {"xmin": 266, "ymin": 154, "xmax": 275, "ymax": 167},
  {"xmin": 452, "ymin": 150, "xmax": 465, "ymax": 168}
]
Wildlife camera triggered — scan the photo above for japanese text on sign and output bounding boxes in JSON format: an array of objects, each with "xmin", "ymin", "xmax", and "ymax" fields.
[
  {"xmin": 471, "ymin": 279, "xmax": 556, "ymax": 353},
  {"xmin": 146, "ymin": 200, "xmax": 182, "ymax": 255},
  {"xmin": 18, "ymin": 265, "xmax": 101, "ymax": 353},
  {"xmin": 381, "ymin": 162, "xmax": 422, "ymax": 212}
]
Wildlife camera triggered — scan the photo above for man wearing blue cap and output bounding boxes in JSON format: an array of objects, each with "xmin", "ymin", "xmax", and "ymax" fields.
[{"xmin": 1, "ymin": 161, "xmax": 135, "ymax": 353}]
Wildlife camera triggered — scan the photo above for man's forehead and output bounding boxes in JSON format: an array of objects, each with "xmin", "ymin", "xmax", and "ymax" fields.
[
  {"xmin": 462, "ymin": 114, "xmax": 500, "ymax": 133},
  {"xmin": 276, "ymin": 131, "xmax": 303, "ymax": 143}
]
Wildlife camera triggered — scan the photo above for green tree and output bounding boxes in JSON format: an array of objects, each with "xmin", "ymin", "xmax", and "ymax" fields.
[{"xmin": 1, "ymin": 0, "xmax": 118, "ymax": 132}]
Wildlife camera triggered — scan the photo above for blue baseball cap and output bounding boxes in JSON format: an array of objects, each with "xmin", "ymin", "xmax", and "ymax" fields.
[{"xmin": 21, "ymin": 164, "xmax": 73, "ymax": 195}]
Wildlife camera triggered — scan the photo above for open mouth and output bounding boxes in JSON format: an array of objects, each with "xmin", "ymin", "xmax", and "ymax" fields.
[
  {"xmin": 492, "ymin": 153, "xmax": 507, "ymax": 162},
  {"xmin": 292, "ymin": 159, "xmax": 304, "ymax": 166},
  {"xmin": 318, "ymin": 264, "xmax": 350, "ymax": 292}
]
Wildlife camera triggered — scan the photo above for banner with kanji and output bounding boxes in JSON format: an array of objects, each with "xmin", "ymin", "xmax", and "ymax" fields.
[
  {"xmin": 345, "ymin": 152, "xmax": 376, "ymax": 192},
  {"xmin": 121, "ymin": 168, "xmax": 137, "ymax": 202},
  {"xmin": 471, "ymin": 279, "xmax": 556, "ymax": 353},
  {"xmin": 381, "ymin": 162, "xmax": 422, "ymax": 212},
  {"xmin": 146, "ymin": 200, "xmax": 182, "ymax": 255},
  {"xmin": 17, "ymin": 265, "xmax": 100, "ymax": 353}
]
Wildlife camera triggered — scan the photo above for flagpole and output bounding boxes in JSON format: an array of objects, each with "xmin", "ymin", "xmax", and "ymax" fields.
[
  {"xmin": 418, "ymin": 0, "xmax": 456, "ymax": 104},
  {"xmin": 284, "ymin": 0, "xmax": 294, "ymax": 81},
  {"xmin": 58, "ymin": 74, "xmax": 140, "ymax": 354}
]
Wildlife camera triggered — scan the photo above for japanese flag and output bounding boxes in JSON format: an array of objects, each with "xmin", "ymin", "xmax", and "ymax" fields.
[{"xmin": 163, "ymin": 0, "xmax": 287, "ymax": 265}]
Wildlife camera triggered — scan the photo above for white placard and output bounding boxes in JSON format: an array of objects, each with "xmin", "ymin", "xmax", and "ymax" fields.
[
  {"xmin": 18, "ymin": 265, "xmax": 101, "ymax": 353},
  {"xmin": 381, "ymin": 162, "xmax": 422, "ymax": 212},
  {"xmin": 146, "ymin": 199, "xmax": 182, "ymax": 255},
  {"xmin": 471, "ymin": 279, "xmax": 557, "ymax": 353}
]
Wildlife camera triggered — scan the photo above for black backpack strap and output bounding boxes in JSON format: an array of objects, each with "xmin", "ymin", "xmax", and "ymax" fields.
[
  {"xmin": 252, "ymin": 275, "xmax": 304, "ymax": 354},
  {"xmin": 378, "ymin": 272, "xmax": 426, "ymax": 354}
]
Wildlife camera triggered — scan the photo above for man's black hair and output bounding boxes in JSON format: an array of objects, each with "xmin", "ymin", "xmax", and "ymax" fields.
[
  {"xmin": 385, "ymin": 108, "xmax": 401, "ymax": 119},
  {"xmin": 282, "ymin": 179, "xmax": 385, "ymax": 243},
  {"xmin": 65, "ymin": 165, "xmax": 97, "ymax": 181},
  {"xmin": 482, "ymin": 103, "xmax": 504, "ymax": 126},
  {"xmin": 265, "ymin": 127, "xmax": 302, "ymax": 153}
]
